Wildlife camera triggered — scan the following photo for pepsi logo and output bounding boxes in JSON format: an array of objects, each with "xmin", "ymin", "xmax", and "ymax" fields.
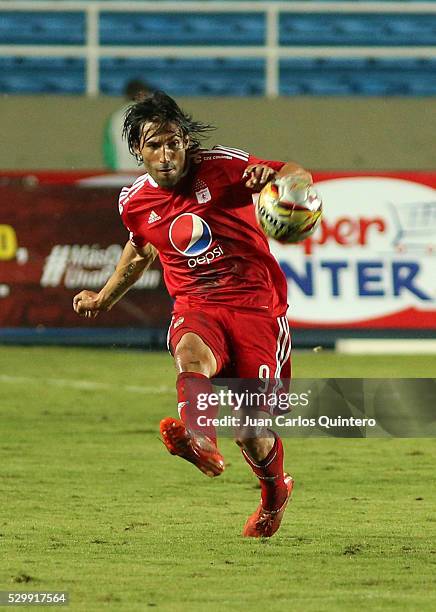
[{"xmin": 169, "ymin": 213, "xmax": 213, "ymax": 256}]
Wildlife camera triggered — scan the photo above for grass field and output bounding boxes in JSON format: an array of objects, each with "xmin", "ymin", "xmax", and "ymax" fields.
[{"xmin": 0, "ymin": 346, "xmax": 435, "ymax": 611}]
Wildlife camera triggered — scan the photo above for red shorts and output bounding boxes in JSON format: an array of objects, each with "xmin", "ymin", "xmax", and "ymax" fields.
[{"xmin": 167, "ymin": 305, "xmax": 291, "ymax": 381}]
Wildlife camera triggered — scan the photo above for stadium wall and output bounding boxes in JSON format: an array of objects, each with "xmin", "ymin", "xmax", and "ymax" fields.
[{"xmin": 0, "ymin": 96, "xmax": 435, "ymax": 171}]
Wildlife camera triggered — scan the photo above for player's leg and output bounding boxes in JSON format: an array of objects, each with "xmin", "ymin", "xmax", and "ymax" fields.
[
  {"xmin": 173, "ymin": 331, "xmax": 218, "ymax": 443},
  {"xmin": 160, "ymin": 310, "xmax": 228, "ymax": 477},
  {"xmin": 228, "ymin": 311, "xmax": 293, "ymax": 536},
  {"xmin": 236, "ymin": 428, "xmax": 293, "ymax": 537}
]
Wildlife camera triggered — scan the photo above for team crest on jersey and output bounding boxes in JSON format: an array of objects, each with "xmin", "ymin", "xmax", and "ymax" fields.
[
  {"xmin": 193, "ymin": 179, "xmax": 211, "ymax": 204},
  {"xmin": 196, "ymin": 187, "xmax": 211, "ymax": 204},
  {"xmin": 169, "ymin": 213, "xmax": 212, "ymax": 256}
]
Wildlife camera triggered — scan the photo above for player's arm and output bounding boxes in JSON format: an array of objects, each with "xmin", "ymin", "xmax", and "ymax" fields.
[
  {"xmin": 243, "ymin": 161, "xmax": 312, "ymax": 191},
  {"xmin": 72, "ymin": 241, "xmax": 157, "ymax": 318}
]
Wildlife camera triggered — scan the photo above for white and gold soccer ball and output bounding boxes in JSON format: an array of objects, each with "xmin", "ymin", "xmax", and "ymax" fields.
[{"xmin": 255, "ymin": 175, "xmax": 322, "ymax": 243}]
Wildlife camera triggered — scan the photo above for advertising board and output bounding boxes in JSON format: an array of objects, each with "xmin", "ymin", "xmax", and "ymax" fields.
[{"xmin": 1, "ymin": 171, "xmax": 435, "ymax": 334}]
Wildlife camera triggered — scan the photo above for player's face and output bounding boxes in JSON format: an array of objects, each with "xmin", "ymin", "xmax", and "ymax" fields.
[{"xmin": 137, "ymin": 122, "xmax": 190, "ymax": 188}]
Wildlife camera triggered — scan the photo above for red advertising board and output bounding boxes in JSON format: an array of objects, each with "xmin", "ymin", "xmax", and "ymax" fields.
[
  {"xmin": 0, "ymin": 171, "xmax": 435, "ymax": 332},
  {"xmin": 0, "ymin": 173, "xmax": 172, "ymax": 330}
]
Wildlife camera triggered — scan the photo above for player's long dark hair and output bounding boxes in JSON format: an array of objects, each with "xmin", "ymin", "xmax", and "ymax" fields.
[{"xmin": 123, "ymin": 90, "xmax": 215, "ymax": 163}]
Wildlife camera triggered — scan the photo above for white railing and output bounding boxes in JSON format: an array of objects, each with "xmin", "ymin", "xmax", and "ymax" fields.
[{"xmin": 1, "ymin": 1, "xmax": 436, "ymax": 96}]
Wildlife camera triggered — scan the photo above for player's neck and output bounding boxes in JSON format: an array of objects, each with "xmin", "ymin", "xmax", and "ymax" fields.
[{"xmin": 180, "ymin": 156, "xmax": 192, "ymax": 180}]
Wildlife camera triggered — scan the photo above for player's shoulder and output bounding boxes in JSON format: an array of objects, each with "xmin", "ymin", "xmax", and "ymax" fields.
[
  {"xmin": 196, "ymin": 145, "xmax": 250, "ymax": 165},
  {"xmin": 118, "ymin": 172, "xmax": 157, "ymax": 213}
]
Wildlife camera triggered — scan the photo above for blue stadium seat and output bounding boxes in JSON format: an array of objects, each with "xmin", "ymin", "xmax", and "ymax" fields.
[
  {"xmin": 100, "ymin": 57, "xmax": 265, "ymax": 96},
  {"xmin": 0, "ymin": 6, "xmax": 434, "ymax": 96},
  {"xmin": 0, "ymin": 57, "xmax": 85, "ymax": 93},
  {"xmin": 0, "ymin": 11, "xmax": 85, "ymax": 45},
  {"xmin": 280, "ymin": 57, "xmax": 436, "ymax": 96},
  {"xmin": 280, "ymin": 13, "xmax": 436, "ymax": 46},
  {"xmin": 99, "ymin": 12, "xmax": 265, "ymax": 46}
]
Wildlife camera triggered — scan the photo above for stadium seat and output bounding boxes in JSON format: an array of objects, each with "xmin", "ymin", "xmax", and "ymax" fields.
[
  {"xmin": 0, "ymin": 57, "xmax": 85, "ymax": 94},
  {"xmin": 280, "ymin": 57, "xmax": 436, "ymax": 96},
  {"xmin": 0, "ymin": 11, "xmax": 85, "ymax": 45},
  {"xmin": 280, "ymin": 13, "xmax": 436, "ymax": 46},
  {"xmin": 100, "ymin": 57, "xmax": 265, "ymax": 96},
  {"xmin": 99, "ymin": 12, "xmax": 265, "ymax": 46},
  {"xmin": 0, "ymin": 6, "xmax": 435, "ymax": 96}
]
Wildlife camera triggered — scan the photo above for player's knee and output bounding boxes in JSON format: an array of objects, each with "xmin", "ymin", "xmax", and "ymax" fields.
[
  {"xmin": 175, "ymin": 345, "xmax": 204, "ymax": 373},
  {"xmin": 174, "ymin": 338, "xmax": 215, "ymax": 377},
  {"xmin": 234, "ymin": 436, "xmax": 245, "ymax": 448},
  {"xmin": 235, "ymin": 432, "xmax": 273, "ymax": 461},
  {"xmin": 234, "ymin": 428, "xmax": 252, "ymax": 449}
]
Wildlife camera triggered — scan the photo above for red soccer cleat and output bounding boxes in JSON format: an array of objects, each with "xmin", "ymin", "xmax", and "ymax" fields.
[
  {"xmin": 160, "ymin": 417, "xmax": 225, "ymax": 478},
  {"xmin": 242, "ymin": 474, "xmax": 294, "ymax": 538}
]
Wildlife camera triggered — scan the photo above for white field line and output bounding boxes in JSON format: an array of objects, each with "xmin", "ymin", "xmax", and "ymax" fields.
[
  {"xmin": 336, "ymin": 339, "xmax": 436, "ymax": 355},
  {"xmin": 0, "ymin": 375, "xmax": 172, "ymax": 395}
]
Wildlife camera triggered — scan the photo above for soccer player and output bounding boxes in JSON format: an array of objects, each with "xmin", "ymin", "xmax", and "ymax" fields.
[{"xmin": 73, "ymin": 91, "xmax": 312, "ymax": 538}]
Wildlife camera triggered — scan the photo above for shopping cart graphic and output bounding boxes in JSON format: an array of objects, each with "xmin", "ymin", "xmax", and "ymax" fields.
[{"xmin": 389, "ymin": 200, "xmax": 436, "ymax": 254}]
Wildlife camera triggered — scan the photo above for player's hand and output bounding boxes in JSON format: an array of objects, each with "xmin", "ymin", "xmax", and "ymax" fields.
[
  {"xmin": 73, "ymin": 290, "xmax": 104, "ymax": 318},
  {"xmin": 278, "ymin": 170, "xmax": 313, "ymax": 191},
  {"xmin": 243, "ymin": 164, "xmax": 277, "ymax": 191}
]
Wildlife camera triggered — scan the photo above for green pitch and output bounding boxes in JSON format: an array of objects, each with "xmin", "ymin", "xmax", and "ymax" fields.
[{"xmin": 0, "ymin": 347, "xmax": 435, "ymax": 611}]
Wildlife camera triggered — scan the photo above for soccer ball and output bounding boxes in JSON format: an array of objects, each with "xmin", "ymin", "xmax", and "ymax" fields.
[{"xmin": 255, "ymin": 175, "xmax": 322, "ymax": 243}]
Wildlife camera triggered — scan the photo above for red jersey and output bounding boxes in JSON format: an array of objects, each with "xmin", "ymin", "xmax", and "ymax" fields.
[{"xmin": 118, "ymin": 145, "xmax": 288, "ymax": 315}]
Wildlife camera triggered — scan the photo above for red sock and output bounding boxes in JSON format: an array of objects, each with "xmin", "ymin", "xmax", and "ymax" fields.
[
  {"xmin": 241, "ymin": 434, "xmax": 287, "ymax": 511},
  {"xmin": 176, "ymin": 372, "xmax": 218, "ymax": 445}
]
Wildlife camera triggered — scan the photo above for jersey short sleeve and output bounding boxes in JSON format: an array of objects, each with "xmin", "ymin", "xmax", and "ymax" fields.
[
  {"xmin": 117, "ymin": 187, "xmax": 147, "ymax": 249},
  {"xmin": 248, "ymin": 154, "xmax": 286, "ymax": 174},
  {"xmin": 209, "ymin": 145, "xmax": 285, "ymax": 186}
]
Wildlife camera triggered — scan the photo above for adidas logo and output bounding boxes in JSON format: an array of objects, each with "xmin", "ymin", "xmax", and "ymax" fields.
[{"xmin": 148, "ymin": 210, "xmax": 161, "ymax": 224}]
